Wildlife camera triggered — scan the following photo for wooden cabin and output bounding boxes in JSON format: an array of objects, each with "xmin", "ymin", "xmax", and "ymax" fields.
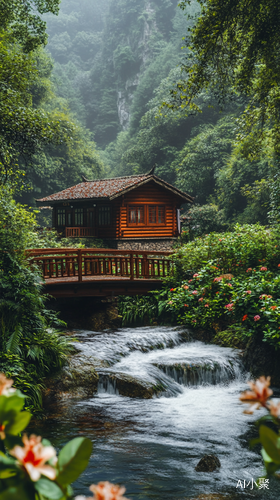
[{"xmin": 36, "ymin": 170, "xmax": 193, "ymax": 250}]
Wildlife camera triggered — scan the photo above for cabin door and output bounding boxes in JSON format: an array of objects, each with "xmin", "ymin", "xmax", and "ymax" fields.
[{"xmin": 87, "ymin": 208, "xmax": 96, "ymax": 236}]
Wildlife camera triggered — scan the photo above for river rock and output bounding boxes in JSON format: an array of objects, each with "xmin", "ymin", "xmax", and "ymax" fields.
[
  {"xmin": 98, "ymin": 370, "xmax": 160, "ymax": 398},
  {"xmin": 195, "ymin": 454, "xmax": 221, "ymax": 472}
]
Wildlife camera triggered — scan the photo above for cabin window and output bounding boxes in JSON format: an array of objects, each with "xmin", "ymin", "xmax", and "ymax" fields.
[
  {"xmin": 99, "ymin": 206, "xmax": 111, "ymax": 226},
  {"xmin": 128, "ymin": 206, "xmax": 144, "ymax": 224},
  {"xmin": 148, "ymin": 205, "xmax": 165, "ymax": 224},
  {"xmin": 57, "ymin": 208, "xmax": 65, "ymax": 226},
  {"xmin": 74, "ymin": 208, "xmax": 84, "ymax": 226}
]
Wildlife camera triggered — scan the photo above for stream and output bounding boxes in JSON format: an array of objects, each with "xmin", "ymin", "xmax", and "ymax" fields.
[{"xmin": 31, "ymin": 326, "xmax": 279, "ymax": 499}]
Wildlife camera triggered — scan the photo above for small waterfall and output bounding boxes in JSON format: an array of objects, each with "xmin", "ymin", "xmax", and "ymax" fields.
[
  {"xmin": 98, "ymin": 374, "xmax": 119, "ymax": 395},
  {"xmin": 74, "ymin": 327, "xmax": 244, "ymax": 397},
  {"xmin": 155, "ymin": 358, "xmax": 243, "ymax": 387}
]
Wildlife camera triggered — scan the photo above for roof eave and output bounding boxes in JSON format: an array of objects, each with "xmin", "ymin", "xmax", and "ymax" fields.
[
  {"xmin": 36, "ymin": 196, "xmax": 109, "ymax": 206},
  {"xmin": 109, "ymin": 175, "xmax": 194, "ymax": 203}
]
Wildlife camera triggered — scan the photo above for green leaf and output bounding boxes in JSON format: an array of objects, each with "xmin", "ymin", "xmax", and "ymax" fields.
[
  {"xmin": 261, "ymin": 447, "xmax": 273, "ymax": 463},
  {"xmin": 259, "ymin": 425, "xmax": 280, "ymax": 464},
  {"xmin": 0, "ymin": 468, "xmax": 17, "ymax": 479},
  {"xmin": 6, "ymin": 411, "xmax": 31, "ymax": 435},
  {"xmin": 0, "ymin": 393, "xmax": 25, "ymax": 420},
  {"xmin": 34, "ymin": 478, "xmax": 64, "ymax": 500},
  {"xmin": 57, "ymin": 437, "xmax": 92, "ymax": 486}
]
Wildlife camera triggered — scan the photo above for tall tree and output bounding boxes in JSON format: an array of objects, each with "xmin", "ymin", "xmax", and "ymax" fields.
[{"xmin": 169, "ymin": 0, "xmax": 280, "ymax": 157}]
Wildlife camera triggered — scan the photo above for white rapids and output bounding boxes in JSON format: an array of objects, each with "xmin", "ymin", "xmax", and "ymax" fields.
[{"xmin": 52, "ymin": 327, "xmax": 276, "ymax": 499}]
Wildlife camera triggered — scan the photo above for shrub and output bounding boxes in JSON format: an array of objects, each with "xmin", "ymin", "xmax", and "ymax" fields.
[
  {"xmin": 0, "ymin": 188, "xmax": 72, "ymax": 412},
  {"xmin": 180, "ymin": 203, "xmax": 227, "ymax": 242}
]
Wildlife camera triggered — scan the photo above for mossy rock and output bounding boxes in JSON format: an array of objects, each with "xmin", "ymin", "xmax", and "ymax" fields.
[
  {"xmin": 211, "ymin": 326, "xmax": 249, "ymax": 349},
  {"xmin": 98, "ymin": 370, "xmax": 159, "ymax": 398}
]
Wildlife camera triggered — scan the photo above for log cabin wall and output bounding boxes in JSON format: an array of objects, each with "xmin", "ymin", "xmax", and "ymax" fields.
[{"xmin": 118, "ymin": 182, "xmax": 180, "ymax": 239}]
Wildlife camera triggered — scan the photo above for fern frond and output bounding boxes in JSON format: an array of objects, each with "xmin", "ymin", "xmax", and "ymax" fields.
[{"xmin": 6, "ymin": 325, "xmax": 22, "ymax": 354}]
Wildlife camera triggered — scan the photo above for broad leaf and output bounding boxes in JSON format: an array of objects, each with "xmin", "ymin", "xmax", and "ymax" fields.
[
  {"xmin": 6, "ymin": 411, "xmax": 31, "ymax": 435},
  {"xmin": 259, "ymin": 425, "xmax": 280, "ymax": 464},
  {"xmin": 34, "ymin": 478, "xmax": 64, "ymax": 500},
  {"xmin": 57, "ymin": 437, "xmax": 92, "ymax": 485},
  {"xmin": 0, "ymin": 393, "xmax": 25, "ymax": 421}
]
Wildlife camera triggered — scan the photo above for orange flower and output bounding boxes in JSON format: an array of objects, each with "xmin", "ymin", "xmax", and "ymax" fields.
[
  {"xmin": 88, "ymin": 482, "xmax": 129, "ymax": 500},
  {"xmin": 271, "ymin": 306, "xmax": 277, "ymax": 311},
  {"xmin": 0, "ymin": 373, "xmax": 15, "ymax": 396},
  {"xmin": 10, "ymin": 434, "xmax": 57, "ymax": 482},
  {"xmin": 242, "ymin": 314, "xmax": 248, "ymax": 321},
  {"xmin": 267, "ymin": 400, "xmax": 280, "ymax": 418},
  {"xmin": 240, "ymin": 376, "xmax": 273, "ymax": 414},
  {"xmin": 0, "ymin": 423, "xmax": 6, "ymax": 440}
]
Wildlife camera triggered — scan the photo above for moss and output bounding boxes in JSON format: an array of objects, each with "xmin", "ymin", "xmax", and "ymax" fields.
[{"xmin": 211, "ymin": 326, "xmax": 249, "ymax": 349}]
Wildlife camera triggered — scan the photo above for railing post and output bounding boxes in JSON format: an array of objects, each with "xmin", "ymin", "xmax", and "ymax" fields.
[
  {"xmin": 143, "ymin": 254, "xmax": 148, "ymax": 279},
  {"xmin": 78, "ymin": 249, "xmax": 82, "ymax": 282},
  {"xmin": 130, "ymin": 252, "xmax": 134, "ymax": 280}
]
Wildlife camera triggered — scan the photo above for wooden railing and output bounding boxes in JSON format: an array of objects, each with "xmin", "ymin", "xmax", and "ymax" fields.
[
  {"xmin": 65, "ymin": 227, "xmax": 93, "ymax": 237},
  {"xmin": 27, "ymin": 248, "xmax": 173, "ymax": 282}
]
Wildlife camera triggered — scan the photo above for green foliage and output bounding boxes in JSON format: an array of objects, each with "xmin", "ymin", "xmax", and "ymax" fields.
[
  {"xmin": 0, "ymin": 382, "xmax": 93, "ymax": 499},
  {"xmin": 118, "ymin": 295, "xmax": 158, "ymax": 325},
  {"xmin": 181, "ymin": 204, "xmax": 227, "ymax": 241},
  {"xmin": 175, "ymin": 224, "xmax": 280, "ymax": 278},
  {"xmin": 172, "ymin": 0, "xmax": 280, "ymax": 159},
  {"xmin": 120, "ymin": 224, "xmax": 280, "ymax": 350},
  {"xmin": 0, "ymin": 189, "xmax": 72, "ymax": 412},
  {"xmin": 0, "ymin": 0, "xmax": 60, "ymax": 52}
]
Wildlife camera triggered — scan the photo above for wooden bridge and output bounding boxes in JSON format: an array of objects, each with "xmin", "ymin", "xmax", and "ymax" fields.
[{"xmin": 27, "ymin": 248, "xmax": 173, "ymax": 298}]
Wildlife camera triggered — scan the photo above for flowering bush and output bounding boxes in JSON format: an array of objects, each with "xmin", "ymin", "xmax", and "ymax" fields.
[
  {"xmin": 174, "ymin": 223, "xmax": 280, "ymax": 279},
  {"xmin": 164, "ymin": 262, "xmax": 280, "ymax": 348},
  {"xmin": 0, "ymin": 373, "xmax": 128, "ymax": 500}
]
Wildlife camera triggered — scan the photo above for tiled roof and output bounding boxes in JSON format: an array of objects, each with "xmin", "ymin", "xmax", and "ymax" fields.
[{"xmin": 36, "ymin": 173, "xmax": 193, "ymax": 204}]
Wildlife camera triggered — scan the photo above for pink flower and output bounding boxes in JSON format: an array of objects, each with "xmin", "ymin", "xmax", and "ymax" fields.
[
  {"xmin": 204, "ymin": 304, "xmax": 209, "ymax": 307},
  {"xmin": 193, "ymin": 273, "xmax": 199, "ymax": 277},
  {"xmin": 183, "ymin": 285, "xmax": 189, "ymax": 290},
  {"xmin": 213, "ymin": 277, "xmax": 222, "ymax": 282},
  {"xmin": 225, "ymin": 303, "xmax": 234, "ymax": 310},
  {"xmin": 260, "ymin": 267, "xmax": 267, "ymax": 271},
  {"xmin": 254, "ymin": 315, "xmax": 260, "ymax": 321},
  {"xmin": 192, "ymin": 290, "xmax": 198, "ymax": 295},
  {"xmin": 10, "ymin": 434, "xmax": 57, "ymax": 482},
  {"xmin": 240, "ymin": 376, "xmax": 273, "ymax": 414},
  {"xmin": 245, "ymin": 291, "xmax": 251, "ymax": 294},
  {"xmin": 88, "ymin": 481, "xmax": 129, "ymax": 500},
  {"xmin": 168, "ymin": 301, "xmax": 173, "ymax": 305},
  {"xmin": 198, "ymin": 298, "xmax": 203, "ymax": 302},
  {"xmin": 188, "ymin": 279, "xmax": 193, "ymax": 283},
  {"xmin": 246, "ymin": 268, "xmax": 252, "ymax": 272},
  {"xmin": 0, "ymin": 373, "xmax": 15, "ymax": 396}
]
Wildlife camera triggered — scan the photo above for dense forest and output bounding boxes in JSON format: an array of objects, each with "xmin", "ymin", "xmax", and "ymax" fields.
[{"xmin": 41, "ymin": 0, "xmax": 271, "ymax": 226}]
